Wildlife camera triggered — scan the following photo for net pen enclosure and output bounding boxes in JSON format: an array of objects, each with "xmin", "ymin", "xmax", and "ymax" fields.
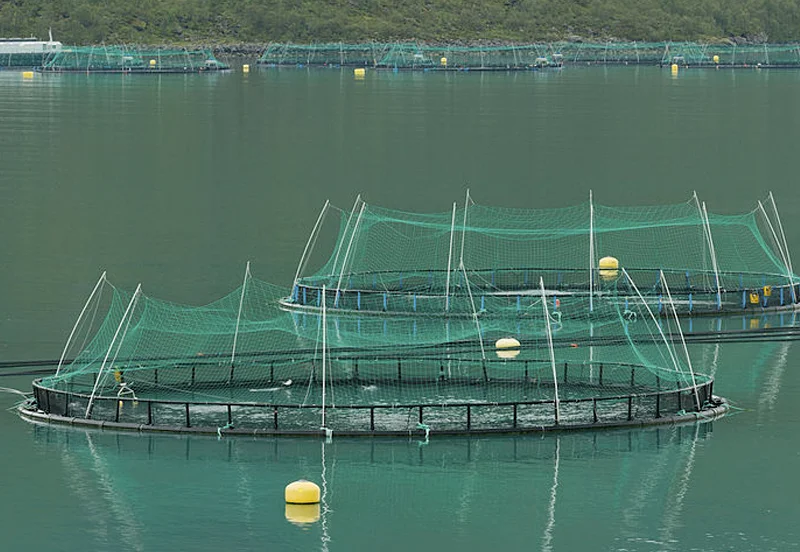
[
  {"xmin": 255, "ymin": 41, "xmax": 800, "ymax": 70},
  {"xmin": 283, "ymin": 193, "xmax": 799, "ymax": 319},
  {"xmin": 36, "ymin": 46, "xmax": 229, "ymax": 73},
  {"xmin": 20, "ymin": 267, "xmax": 726, "ymax": 437}
]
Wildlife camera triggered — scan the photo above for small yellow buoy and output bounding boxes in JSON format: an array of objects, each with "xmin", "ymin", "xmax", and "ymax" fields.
[
  {"xmin": 763, "ymin": 285, "xmax": 772, "ymax": 297},
  {"xmin": 495, "ymin": 337, "xmax": 521, "ymax": 350},
  {"xmin": 285, "ymin": 480, "xmax": 320, "ymax": 504},
  {"xmin": 495, "ymin": 337, "xmax": 520, "ymax": 359},
  {"xmin": 354, "ymin": 67, "xmax": 366, "ymax": 79},
  {"xmin": 286, "ymin": 503, "xmax": 320, "ymax": 526},
  {"xmin": 440, "ymin": 57, "xmax": 448, "ymax": 67},
  {"xmin": 671, "ymin": 63, "xmax": 679, "ymax": 75},
  {"xmin": 149, "ymin": 59, "xmax": 156, "ymax": 67},
  {"xmin": 242, "ymin": 64, "xmax": 250, "ymax": 73},
  {"xmin": 749, "ymin": 292, "xmax": 760, "ymax": 304},
  {"xmin": 22, "ymin": 71, "xmax": 34, "ymax": 79},
  {"xmin": 713, "ymin": 55, "xmax": 720, "ymax": 64},
  {"xmin": 598, "ymin": 256, "xmax": 620, "ymax": 281}
]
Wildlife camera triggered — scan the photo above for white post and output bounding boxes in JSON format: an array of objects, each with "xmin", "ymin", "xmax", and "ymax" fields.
[
  {"xmin": 459, "ymin": 189, "xmax": 471, "ymax": 267},
  {"xmin": 330, "ymin": 194, "xmax": 361, "ymax": 280},
  {"xmin": 85, "ymin": 284, "xmax": 141, "ymax": 418},
  {"xmin": 768, "ymin": 192, "xmax": 796, "ymax": 302},
  {"xmin": 444, "ymin": 202, "xmax": 457, "ymax": 312},
  {"xmin": 692, "ymin": 192, "xmax": 711, "ymax": 290},
  {"xmin": 540, "ymin": 277, "xmax": 560, "ymax": 423},
  {"xmin": 589, "ymin": 190, "xmax": 595, "ymax": 313},
  {"xmin": 621, "ymin": 269, "xmax": 683, "ymax": 376},
  {"xmin": 293, "ymin": 200, "xmax": 330, "ymax": 289},
  {"xmin": 335, "ymin": 202, "xmax": 366, "ymax": 299},
  {"xmin": 321, "ymin": 285, "xmax": 327, "ymax": 429},
  {"xmin": 758, "ymin": 200, "xmax": 795, "ymax": 299},
  {"xmin": 56, "ymin": 271, "xmax": 107, "ymax": 377},
  {"xmin": 701, "ymin": 202, "xmax": 722, "ymax": 308},
  {"xmin": 460, "ymin": 262, "xmax": 486, "ymax": 359},
  {"xmin": 231, "ymin": 262, "xmax": 251, "ymax": 368},
  {"xmin": 660, "ymin": 271, "xmax": 701, "ymax": 410}
]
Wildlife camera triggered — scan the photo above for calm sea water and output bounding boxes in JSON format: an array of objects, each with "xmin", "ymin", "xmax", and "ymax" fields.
[{"xmin": 1, "ymin": 66, "xmax": 800, "ymax": 551}]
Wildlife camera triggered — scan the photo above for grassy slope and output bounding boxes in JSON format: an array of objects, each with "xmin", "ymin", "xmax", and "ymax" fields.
[{"xmin": 0, "ymin": 0, "xmax": 798, "ymax": 45}]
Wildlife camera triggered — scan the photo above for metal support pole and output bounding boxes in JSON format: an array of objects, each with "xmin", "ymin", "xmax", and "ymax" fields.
[
  {"xmin": 589, "ymin": 190, "xmax": 595, "ymax": 313},
  {"xmin": 292, "ymin": 200, "xmax": 330, "ymax": 289},
  {"xmin": 56, "ymin": 271, "xmax": 107, "ymax": 377},
  {"xmin": 661, "ymin": 270, "xmax": 701, "ymax": 410},
  {"xmin": 445, "ymin": 202, "xmax": 457, "ymax": 311},
  {"xmin": 335, "ymin": 202, "xmax": 366, "ymax": 299},
  {"xmin": 85, "ymin": 284, "xmax": 141, "ymax": 418},
  {"xmin": 230, "ymin": 262, "xmax": 251, "ymax": 373},
  {"xmin": 541, "ymin": 277, "xmax": 560, "ymax": 423}
]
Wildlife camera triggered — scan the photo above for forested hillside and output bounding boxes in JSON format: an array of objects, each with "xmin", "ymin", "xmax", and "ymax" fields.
[{"xmin": 1, "ymin": 0, "xmax": 798, "ymax": 44}]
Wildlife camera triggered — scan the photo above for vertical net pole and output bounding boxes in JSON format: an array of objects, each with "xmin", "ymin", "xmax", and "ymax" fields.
[
  {"xmin": 85, "ymin": 284, "xmax": 141, "ymax": 418},
  {"xmin": 321, "ymin": 285, "xmax": 327, "ymax": 429},
  {"xmin": 540, "ymin": 277, "xmax": 559, "ymax": 423},
  {"xmin": 335, "ymin": 202, "xmax": 366, "ymax": 299},
  {"xmin": 660, "ymin": 271, "xmax": 701, "ymax": 410},
  {"xmin": 757, "ymin": 200, "xmax": 794, "ymax": 298},
  {"xmin": 701, "ymin": 202, "xmax": 722, "ymax": 308},
  {"xmin": 460, "ymin": 262, "xmax": 486, "ymax": 359},
  {"xmin": 768, "ymin": 192, "xmax": 796, "ymax": 302},
  {"xmin": 459, "ymin": 189, "xmax": 471, "ymax": 267},
  {"xmin": 230, "ymin": 262, "xmax": 251, "ymax": 370},
  {"xmin": 293, "ymin": 200, "xmax": 330, "ymax": 288},
  {"xmin": 445, "ymin": 202, "xmax": 457, "ymax": 312},
  {"xmin": 330, "ymin": 195, "xmax": 361, "ymax": 281},
  {"xmin": 55, "ymin": 271, "xmax": 107, "ymax": 377},
  {"xmin": 621, "ymin": 269, "xmax": 683, "ymax": 376},
  {"xmin": 589, "ymin": 190, "xmax": 595, "ymax": 313}
]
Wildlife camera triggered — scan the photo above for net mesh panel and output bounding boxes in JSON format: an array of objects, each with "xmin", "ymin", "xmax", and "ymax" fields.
[
  {"xmin": 258, "ymin": 42, "xmax": 800, "ymax": 68},
  {"xmin": 296, "ymin": 196, "xmax": 792, "ymax": 317},
  {"xmin": 40, "ymin": 46, "xmax": 228, "ymax": 72},
  {"xmin": 41, "ymin": 269, "xmax": 707, "ymax": 432}
]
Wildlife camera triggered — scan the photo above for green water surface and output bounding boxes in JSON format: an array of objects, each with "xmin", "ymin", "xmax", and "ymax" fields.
[{"xmin": 1, "ymin": 66, "xmax": 800, "ymax": 551}]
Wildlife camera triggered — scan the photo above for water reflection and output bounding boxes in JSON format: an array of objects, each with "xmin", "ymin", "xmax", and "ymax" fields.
[{"xmin": 33, "ymin": 419, "xmax": 717, "ymax": 551}]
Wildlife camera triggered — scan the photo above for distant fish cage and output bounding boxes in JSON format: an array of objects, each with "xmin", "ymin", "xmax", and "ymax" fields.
[
  {"xmin": 256, "ymin": 41, "xmax": 800, "ymax": 70},
  {"xmin": 37, "ymin": 46, "xmax": 229, "ymax": 74}
]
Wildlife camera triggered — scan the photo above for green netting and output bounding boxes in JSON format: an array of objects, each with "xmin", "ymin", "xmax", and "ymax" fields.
[
  {"xmin": 290, "ymin": 195, "xmax": 796, "ymax": 317},
  {"xmin": 257, "ymin": 42, "xmax": 561, "ymax": 69},
  {"xmin": 39, "ymin": 46, "xmax": 228, "ymax": 73},
  {"xmin": 257, "ymin": 42, "xmax": 800, "ymax": 69},
  {"xmin": 34, "ymin": 261, "xmax": 716, "ymax": 434}
]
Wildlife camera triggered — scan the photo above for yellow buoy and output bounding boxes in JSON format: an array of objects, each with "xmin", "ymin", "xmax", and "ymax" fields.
[
  {"xmin": 671, "ymin": 63, "xmax": 679, "ymax": 75},
  {"xmin": 242, "ymin": 64, "xmax": 250, "ymax": 73},
  {"xmin": 285, "ymin": 503, "xmax": 320, "ymax": 526},
  {"xmin": 598, "ymin": 256, "xmax": 620, "ymax": 281},
  {"xmin": 440, "ymin": 57, "xmax": 448, "ymax": 67},
  {"xmin": 749, "ymin": 292, "xmax": 760, "ymax": 304},
  {"xmin": 354, "ymin": 67, "xmax": 366, "ymax": 79},
  {"xmin": 495, "ymin": 337, "xmax": 521, "ymax": 350},
  {"xmin": 149, "ymin": 59, "xmax": 156, "ymax": 67},
  {"xmin": 763, "ymin": 285, "xmax": 772, "ymax": 297},
  {"xmin": 713, "ymin": 55, "xmax": 720, "ymax": 64},
  {"xmin": 22, "ymin": 71, "xmax": 34, "ymax": 79},
  {"xmin": 285, "ymin": 480, "xmax": 320, "ymax": 504}
]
